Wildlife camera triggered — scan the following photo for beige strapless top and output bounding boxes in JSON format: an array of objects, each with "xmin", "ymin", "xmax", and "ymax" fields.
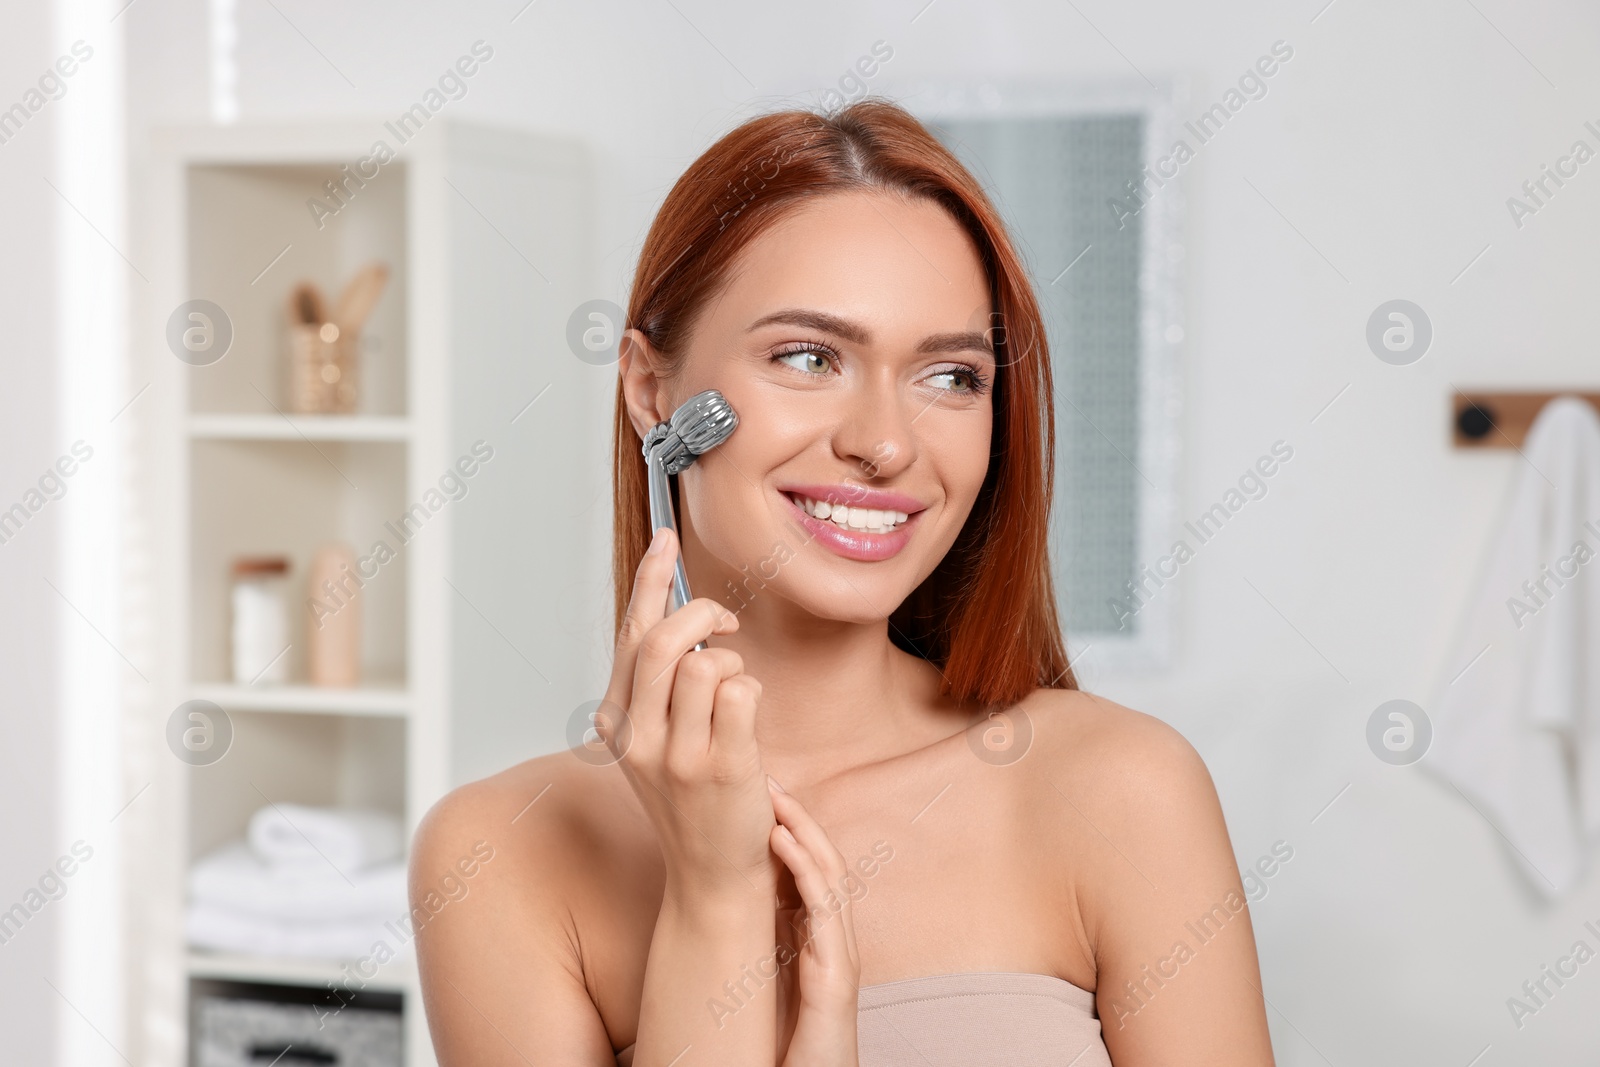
[{"xmin": 616, "ymin": 971, "xmax": 1112, "ymax": 1066}]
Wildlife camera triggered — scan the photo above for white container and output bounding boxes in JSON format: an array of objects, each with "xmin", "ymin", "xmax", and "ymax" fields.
[{"xmin": 231, "ymin": 557, "xmax": 291, "ymax": 685}]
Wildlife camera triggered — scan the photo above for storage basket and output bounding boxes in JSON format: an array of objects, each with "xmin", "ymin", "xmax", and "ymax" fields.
[{"xmin": 192, "ymin": 982, "xmax": 402, "ymax": 1067}]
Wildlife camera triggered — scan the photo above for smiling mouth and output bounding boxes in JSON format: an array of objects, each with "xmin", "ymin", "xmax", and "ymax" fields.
[{"xmin": 782, "ymin": 491, "xmax": 911, "ymax": 535}]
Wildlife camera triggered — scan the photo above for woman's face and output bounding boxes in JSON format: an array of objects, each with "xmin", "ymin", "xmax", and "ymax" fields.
[{"xmin": 623, "ymin": 187, "xmax": 996, "ymax": 625}]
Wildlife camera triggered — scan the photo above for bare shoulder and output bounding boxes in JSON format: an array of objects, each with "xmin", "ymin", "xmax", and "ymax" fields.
[
  {"xmin": 1022, "ymin": 687, "xmax": 1216, "ymax": 812},
  {"xmin": 1018, "ymin": 688, "xmax": 1234, "ymax": 924},
  {"xmin": 409, "ymin": 751, "xmax": 649, "ymax": 1064},
  {"xmin": 410, "ymin": 749, "xmax": 646, "ymax": 914},
  {"xmin": 1017, "ymin": 697, "xmax": 1272, "ymax": 1054},
  {"xmin": 409, "ymin": 752, "xmax": 575, "ymax": 949},
  {"xmin": 411, "ymin": 750, "xmax": 574, "ymax": 886}
]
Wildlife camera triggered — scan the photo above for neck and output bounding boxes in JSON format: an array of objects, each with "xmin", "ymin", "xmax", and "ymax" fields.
[{"xmin": 707, "ymin": 591, "xmax": 962, "ymax": 790}]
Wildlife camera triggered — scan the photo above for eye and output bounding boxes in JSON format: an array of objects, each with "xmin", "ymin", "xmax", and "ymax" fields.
[
  {"xmin": 924, "ymin": 365, "xmax": 992, "ymax": 396},
  {"xmin": 771, "ymin": 343, "xmax": 836, "ymax": 376}
]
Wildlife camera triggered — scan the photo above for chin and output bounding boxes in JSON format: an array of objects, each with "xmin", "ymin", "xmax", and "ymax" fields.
[{"xmin": 704, "ymin": 529, "xmax": 899, "ymax": 624}]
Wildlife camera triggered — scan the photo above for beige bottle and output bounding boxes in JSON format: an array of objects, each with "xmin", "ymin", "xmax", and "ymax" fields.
[{"xmin": 306, "ymin": 542, "xmax": 361, "ymax": 687}]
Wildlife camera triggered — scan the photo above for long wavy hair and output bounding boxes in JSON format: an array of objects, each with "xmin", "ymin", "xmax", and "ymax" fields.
[{"xmin": 611, "ymin": 99, "xmax": 1076, "ymax": 709}]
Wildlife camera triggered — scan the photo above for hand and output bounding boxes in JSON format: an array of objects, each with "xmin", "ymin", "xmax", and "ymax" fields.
[
  {"xmin": 599, "ymin": 527, "xmax": 778, "ymax": 902},
  {"xmin": 769, "ymin": 776, "xmax": 861, "ymax": 1067}
]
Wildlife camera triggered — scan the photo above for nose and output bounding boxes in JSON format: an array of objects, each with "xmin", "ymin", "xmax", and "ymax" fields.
[{"xmin": 832, "ymin": 369, "xmax": 918, "ymax": 482}]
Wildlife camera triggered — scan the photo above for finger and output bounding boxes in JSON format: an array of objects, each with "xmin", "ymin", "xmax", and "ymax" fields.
[
  {"xmin": 610, "ymin": 526, "xmax": 681, "ymax": 698},
  {"xmin": 770, "ymin": 784, "xmax": 859, "ymax": 960},
  {"xmin": 708, "ymin": 673, "xmax": 762, "ymax": 759},
  {"xmin": 631, "ymin": 596, "xmax": 740, "ymax": 730},
  {"xmin": 663, "ymin": 647, "xmax": 744, "ymax": 767},
  {"xmin": 769, "ymin": 785, "xmax": 849, "ymax": 887},
  {"xmin": 770, "ymin": 823, "xmax": 852, "ymax": 972}
]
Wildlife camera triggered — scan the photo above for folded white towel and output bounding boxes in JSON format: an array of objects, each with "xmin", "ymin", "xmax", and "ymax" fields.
[
  {"xmin": 1427, "ymin": 396, "xmax": 1600, "ymax": 900},
  {"xmin": 247, "ymin": 804, "xmax": 403, "ymax": 874},
  {"xmin": 186, "ymin": 900, "xmax": 415, "ymax": 961},
  {"xmin": 189, "ymin": 841, "xmax": 407, "ymax": 921}
]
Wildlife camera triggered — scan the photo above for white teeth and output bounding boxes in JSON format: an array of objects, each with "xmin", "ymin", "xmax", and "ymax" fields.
[{"xmin": 790, "ymin": 493, "xmax": 912, "ymax": 534}]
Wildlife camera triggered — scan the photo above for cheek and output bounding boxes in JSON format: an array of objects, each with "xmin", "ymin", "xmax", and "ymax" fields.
[
  {"xmin": 670, "ymin": 385, "xmax": 808, "ymax": 567},
  {"xmin": 932, "ymin": 410, "xmax": 993, "ymax": 505},
  {"xmin": 677, "ymin": 460, "xmax": 771, "ymax": 562}
]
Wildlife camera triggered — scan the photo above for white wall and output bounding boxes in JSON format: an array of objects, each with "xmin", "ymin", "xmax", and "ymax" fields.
[
  {"xmin": 1, "ymin": 2, "xmax": 128, "ymax": 1064},
  {"xmin": 104, "ymin": 0, "xmax": 1600, "ymax": 1063},
  {"xmin": 0, "ymin": 7, "xmax": 66, "ymax": 1066}
]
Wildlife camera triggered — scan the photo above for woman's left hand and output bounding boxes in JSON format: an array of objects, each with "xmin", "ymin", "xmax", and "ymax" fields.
[{"xmin": 768, "ymin": 775, "xmax": 861, "ymax": 1067}]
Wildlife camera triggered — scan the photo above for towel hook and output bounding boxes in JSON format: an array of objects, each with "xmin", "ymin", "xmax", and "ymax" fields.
[
  {"xmin": 1451, "ymin": 391, "xmax": 1600, "ymax": 448},
  {"xmin": 1457, "ymin": 403, "xmax": 1495, "ymax": 440}
]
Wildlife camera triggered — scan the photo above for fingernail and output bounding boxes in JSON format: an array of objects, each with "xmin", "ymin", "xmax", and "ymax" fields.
[
  {"xmin": 767, "ymin": 775, "xmax": 786, "ymax": 793},
  {"xmin": 646, "ymin": 527, "xmax": 666, "ymax": 555}
]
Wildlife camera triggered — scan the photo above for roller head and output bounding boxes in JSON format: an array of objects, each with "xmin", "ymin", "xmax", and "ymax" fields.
[{"xmin": 642, "ymin": 389, "xmax": 738, "ymax": 475}]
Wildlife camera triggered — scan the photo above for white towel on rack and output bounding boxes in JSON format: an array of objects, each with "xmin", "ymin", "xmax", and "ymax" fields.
[
  {"xmin": 186, "ymin": 900, "xmax": 415, "ymax": 961},
  {"xmin": 247, "ymin": 804, "xmax": 403, "ymax": 873},
  {"xmin": 1426, "ymin": 395, "xmax": 1600, "ymax": 899},
  {"xmin": 190, "ymin": 841, "xmax": 407, "ymax": 921}
]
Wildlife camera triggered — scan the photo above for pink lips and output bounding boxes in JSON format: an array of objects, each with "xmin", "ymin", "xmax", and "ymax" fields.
[
  {"xmin": 778, "ymin": 483, "xmax": 926, "ymax": 514},
  {"xmin": 778, "ymin": 484, "xmax": 927, "ymax": 563}
]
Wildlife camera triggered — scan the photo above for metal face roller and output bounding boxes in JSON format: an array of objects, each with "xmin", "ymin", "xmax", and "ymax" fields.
[{"xmin": 642, "ymin": 389, "xmax": 739, "ymax": 649}]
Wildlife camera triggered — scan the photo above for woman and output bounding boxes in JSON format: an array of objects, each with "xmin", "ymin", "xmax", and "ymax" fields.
[{"xmin": 412, "ymin": 99, "xmax": 1276, "ymax": 1066}]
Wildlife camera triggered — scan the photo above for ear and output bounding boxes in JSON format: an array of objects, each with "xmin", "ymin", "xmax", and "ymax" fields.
[{"xmin": 618, "ymin": 328, "xmax": 671, "ymax": 441}]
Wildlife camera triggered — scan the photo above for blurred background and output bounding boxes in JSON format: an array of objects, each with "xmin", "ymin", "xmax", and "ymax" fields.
[{"xmin": 3, "ymin": 0, "xmax": 1598, "ymax": 1063}]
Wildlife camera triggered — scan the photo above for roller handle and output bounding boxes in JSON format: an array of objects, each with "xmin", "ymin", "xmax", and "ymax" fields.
[{"xmin": 644, "ymin": 445, "xmax": 705, "ymax": 652}]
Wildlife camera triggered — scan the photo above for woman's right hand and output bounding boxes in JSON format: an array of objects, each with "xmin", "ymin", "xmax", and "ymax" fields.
[{"xmin": 599, "ymin": 526, "xmax": 778, "ymax": 902}]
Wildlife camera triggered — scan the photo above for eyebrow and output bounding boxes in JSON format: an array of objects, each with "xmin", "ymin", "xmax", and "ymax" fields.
[{"xmin": 747, "ymin": 308, "xmax": 994, "ymax": 360}]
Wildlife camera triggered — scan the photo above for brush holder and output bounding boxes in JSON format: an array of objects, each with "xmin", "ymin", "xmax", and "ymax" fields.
[{"xmin": 288, "ymin": 321, "xmax": 358, "ymax": 414}]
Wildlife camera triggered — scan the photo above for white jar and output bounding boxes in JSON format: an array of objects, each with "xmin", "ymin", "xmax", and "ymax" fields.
[{"xmin": 231, "ymin": 557, "xmax": 290, "ymax": 685}]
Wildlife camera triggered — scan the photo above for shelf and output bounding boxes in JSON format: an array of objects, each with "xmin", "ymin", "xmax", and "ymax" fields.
[
  {"xmin": 187, "ymin": 950, "xmax": 415, "ymax": 994},
  {"xmin": 190, "ymin": 414, "xmax": 411, "ymax": 442},
  {"xmin": 183, "ymin": 161, "xmax": 409, "ymax": 419},
  {"xmin": 188, "ymin": 438, "xmax": 409, "ymax": 685},
  {"xmin": 190, "ymin": 683, "xmax": 411, "ymax": 717},
  {"xmin": 145, "ymin": 120, "xmax": 599, "ymax": 1067}
]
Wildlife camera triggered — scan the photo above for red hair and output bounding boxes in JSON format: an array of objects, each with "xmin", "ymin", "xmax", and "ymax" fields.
[{"xmin": 612, "ymin": 99, "xmax": 1076, "ymax": 709}]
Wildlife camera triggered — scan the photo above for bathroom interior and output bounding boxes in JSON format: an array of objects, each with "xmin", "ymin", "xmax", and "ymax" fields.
[{"xmin": 2, "ymin": 0, "xmax": 1598, "ymax": 1063}]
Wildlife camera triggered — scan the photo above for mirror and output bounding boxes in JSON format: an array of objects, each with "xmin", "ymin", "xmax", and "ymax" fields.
[{"xmin": 921, "ymin": 82, "xmax": 1186, "ymax": 674}]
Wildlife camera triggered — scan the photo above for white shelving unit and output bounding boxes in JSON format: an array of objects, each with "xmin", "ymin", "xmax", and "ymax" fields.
[
  {"xmin": 131, "ymin": 119, "xmax": 613, "ymax": 1067},
  {"xmin": 185, "ymin": 950, "xmax": 413, "ymax": 995},
  {"xmin": 186, "ymin": 683, "xmax": 413, "ymax": 717},
  {"xmin": 188, "ymin": 414, "xmax": 413, "ymax": 442}
]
